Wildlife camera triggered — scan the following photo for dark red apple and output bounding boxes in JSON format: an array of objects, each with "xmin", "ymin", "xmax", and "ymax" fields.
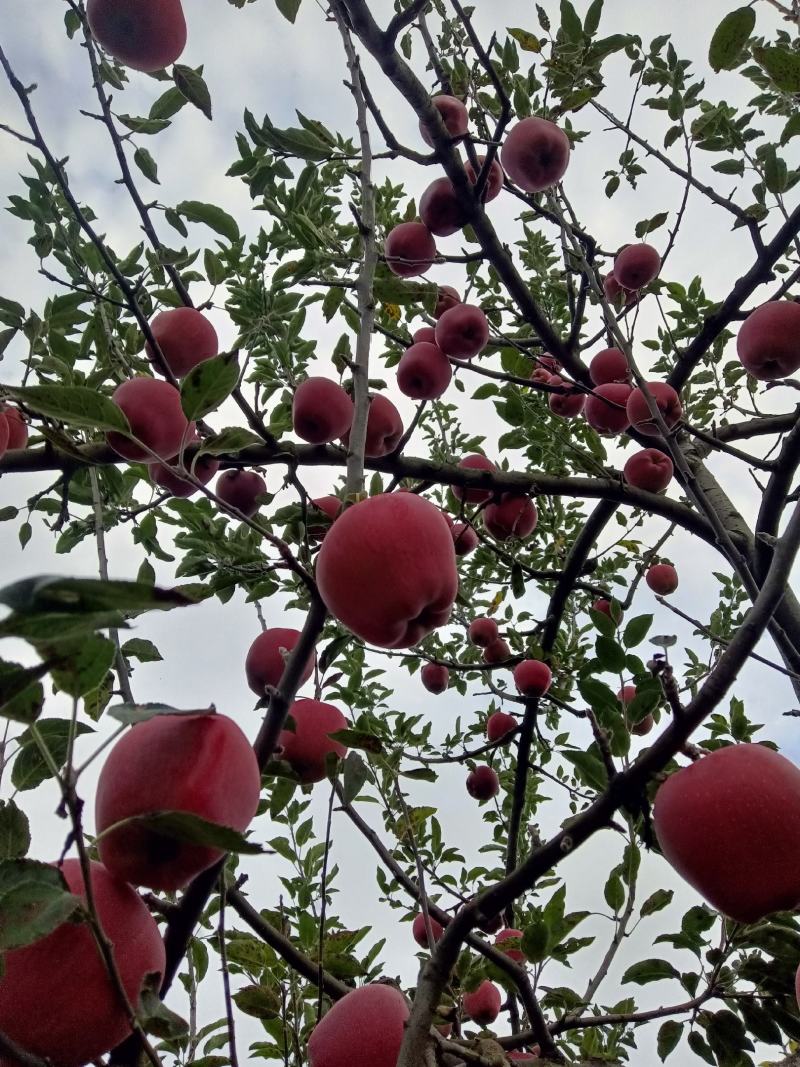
[
  {"xmin": 107, "ymin": 376, "xmax": 189, "ymax": 461},
  {"xmin": 484, "ymin": 494, "xmax": 537, "ymax": 541},
  {"xmin": 435, "ymin": 286, "xmax": 461, "ymax": 319},
  {"xmin": 483, "ymin": 639, "xmax": 511, "ymax": 664},
  {"xmin": 148, "ymin": 424, "xmax": 219, "ymax": 498},
  {"xmin": 316, "ymin": 492, "xmax": 458, "ymax": 648},
  {"xmin": 293, "ymin": 378, "xmax": 354, "ymax": 444},
  {"xmin": 500, "ymin": 117, "xmax": 570, "ymax": 193},
  {"xmin": 585, "ymin": 383, "xmax": 632, "ymax": 436},
  {"xmin": 465, "ymin": 156, "xmax": 505, "ymax": 201},
  {"xmin": 0, "ymin": 413, "xmax": 9, "ymax": 461},
  {"xmin": 646, "ymin": 562, "xmax": 678, "ymax": 594},
  {"xmin": 96, "ymin": 712, "xmax": 261, "ymax": 891},
  {"xmin": 589, "ymin": 348, "xmax": 630, "ymax": 385},
  {"xmin": 463, "ymin": 980, "xmax": 502, "ymax": 1024},
  {"xmin": 342, "ymin": 394, "xmax": 404, "ymax": 458},
  {"xmin": 279, "ymin": 699, "xmax": 348, "ymax": 783},
  {"xmin": 396, "ymin": 341, "xmax": 452, "ymax": 400},
  {"xmin": 413, "ymin": 325, "xmax": 437, "ymax": 344},
  {"xmin": 308, "ymin": 984, "xmax": 409, "ymax": 1067},
  {"xmin": 736, "ymin": 300, "xmax": 800, "ymax": 381},
  {"xmin": 626, "ymin": 383, "xmax": 682, "ymax": 436},
  {"xmin": 419, "ymin": 95, "xmax": 469, "ymax": 147},
  {"xmin": 421, "ymin": 663, "xmax": 450, "ymax": 694},
  {"xmin": 308, "ymin": 496, "xmax": 342, "ymax": 539},
  {"xmin": 435, "ymin": 303, "xmax": 490, "ymax": 360},
  {"xmin": 623, "ymin": 449, "xmax": 674, "ymax": 492},
  {"xmin": 385, "ymin": 222, "xmax": 437, "ymax": 278},
  {"xmin": 87, "ymin": 0, "xmax": 187, "ymax": 72},
  {"xmin": 487, "ymin": 711, "xmax": 517, "ymax": 742},
  {"xmin": 653, "ymin": 743, "xmax": 800, "ymax": 923},
  {"xmin": 495, "ymin": 928, "xmax": 525, "ymax": 963},
  {"xmin": 593, "ymin": 598, "xmax": 621, "ymax": 621},
  {"xmin": 420, "ymin": 178, "xmax": 469, "ymax": 237},
  {"xmin": 452, "ymin": 521, "xmax": 480, "ymax": 556},
  {"xmin": 631, "ymin": 713, "xmax": 654, "ymax": 737},
  {"xmin": 216, "ymin": 469, "xmax": 267, "ymax": 518},
  {"xmin": 613, "ymin": 243, "xmax": 661, "ymax": 290},
  {"xmin": 467, "ymin": 765, "xmax": 500, "ymax": 800},
  {"xmin": 469, "ymin": 617, "xmax": 499, "ymax": 647},
  {"xmin": 513, "ymin": 659, "xmax": 551, "ymax": 698},
  {"xmin": 1, "ymin": 405, "xmax": 28, "ymax": 449},
  {"xmin": 412, "ymin": 912, "xmax": 444, "ymax": 947},
  {"xmin": 453, "ymin": 453, "xmax": 496, "ymax": 504},
  {"xmin": 146, "ymin": 306, "xmax": 218, "ymax": 378},
  {"xmin": 548, "ymin": 375, "xmax": 585, "ymax": 418},
  {"xmin": 603, "ymin": 272, "xmax": 628, "ymax": 306},
  {"xmin": 246, "ymin": 627, "xmax": 316, "ymax": 696}
]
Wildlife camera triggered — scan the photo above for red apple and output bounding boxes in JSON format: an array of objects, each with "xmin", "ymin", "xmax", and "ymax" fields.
[
  {"xmin": 420, "ymin": 178, "xmax": 469, "ymax": 237},
  {"xmin": 397, "ymin": 342, "xmax": 452, "ymax": 400},
  {"xmin": 308, "ymin": 984, "xmax": 410, "ymax": 1067},
  {"xmin": 413, "ymin": 326, "xmax": 437, "ymax": 344},
  {"xmin": 316, "ymin": 493, "xmax": 458, "ymax": 649},
  {"xmin": 603, "ymin": 272, "xmax": 628, "ymax": 306},
  {"xmin": 509, "ymin": 1052, "xmax": 540, "ymax": 1062},
  {"xmin": 463, "ymin": 980, "xmax": 502, "ymax": 1024},
  {"xmin": 279, "ymin": 698, "xmax": 348, "ymax": 783},
  {"xmin": 500, "ymin": 117, "xmax": 570, "ymax": 193},
  {"xmin": 293, "ymin": 377, "xmax": 354, "ymax": 445},
  {"xmin": 495, "ymin": 928, "xmax": 525, "ymax": 963},
  {"xmin": 385, "ymin": 222, "xmax": 437, "ymax": 278},
  {"xmin": 146, "ymin": 307, "xmax": 218, "ymax": 378},
  {"xmin": 484, "ymin": 494, "xmax": 538, "ymax": 541},
  {"xmin": 453, "ymin": 453, "xmax": 496, "ymax": 504},
  {"xmin": 96, "ymin": 712, "xmax": 261, "ymax": 891},
  {"xmin": 421, "ymin": 663, "xmax": 450, "ymax": 694},
  {"xmin": 107, "ymin": 376, "xmax": 189, "ymax": 461},
  {"xmin": 483, "ymin": 639, "xmax": 511, "ymax": 664},
  {"xmin": 435, "ymin": 286, "xmax": 461, "ymax": 319},
  {"xmin": 435, "ymin": 303, "xmax": 490, "ymax": 360},
  {"xmin": 467, "ymin": 765, "xmax": 500, "ymax": 800},
  {"xmin": 646, "ymin": 562, "xmax": 678, "ymax": 594},
  {"xmin": 626, "ymin": 383, "xmax": 682, "ymax": 436},
  {"xmin": 148, "ymin": 424, "xmax": 219, "ymax": 498},
  {"xmin": 342, "ymin": 394, "xmax": 404, "ymax": 458},
  {"xmin": 0, "ymin": 859, "xmax": 165, "ymax": 1067},
  {"xmin": 613, "ymin": 243, "xmax": 661, "ymax": 290},
  {"xmin": 548, "ymin": 375, "xmax": 585, "ymax": 418},
  {"xmin": 593, "ymin": 598, "xmax": 622, "ymax": 622},
  {"xmin": 87, "ymin": 0, "xmax": 187, "ymax": 72},
  {"xmin": 465, "ymin": 156, "xmax": 505, "ymax": 201},
  {"xmin": 513, "ymin": 659, "xmax": 552, "ymax": 698},
  {"xmin": 452, "ymin": 521, "xmax": 480, "ymax": 556},
  {"xmin": 736, "ymin": 300, "xmax": 800, "ymax": 381},
  {"xmin": 1, "ymin": 405, "xmax": 28, "ymax": 449},
  {"xmin": 631, "ymin": 713, "xmax": 654, "ymax": 737},
  {"xmin": 653, "ymin": 743, "xmax": 800, "ymax": 922},
  {"xmin": 585, "ymin": 383, "xmax": 632, "ymax": 436},
  {"xmin": 246, "ymin": 627, "xmax": 316, "ymax": 696},
  {"xmin": 623, "ymin": 449, "xmax": 674, "ymax": 492},
  {"xmin": 412, "ymin": 912, "xmax": 444, "ymax": 947},
  {"xmin": 487, "ymin": 711, "xmax": 517, "ymax": 742},
  {"xmin": 617, "ymin": 685, "xmax": 636, "ymax": 707},
  {"xmin": 589, "ymin": 348, "xmax": 630, "ymax": 385},
  {"xmin": 216, "ymin": 469, "xmax": 267, "ymax": 518},
  {"xmin": 308, "ymin": 496, "xmax": 342, "ymax": 539},
  {"xmin": 538, "ymin": 355, "xmax": 561, "ymax": 374},
  {"xmin": 419, "ymin": 95, "xmax": 469, "ymax": 147},
  {"xmin": 0, "ymin": 413, "xmax": 9, "ymax": 461},
  {"xmin": 529, "ymin": 367, "xmax": 552, "ymax": 385},
  {"xmin": 469, "ymin": 617, "xmax": 500, "ymax": 647}
]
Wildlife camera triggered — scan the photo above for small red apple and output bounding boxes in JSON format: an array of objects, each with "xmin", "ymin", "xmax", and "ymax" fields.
[
  {"xmin": 463, "ymin": 980, "xmax": 502, "ymax": 1025},
  {"xmin": 484, "ymin": 494, "xmax": 538, "ymax": 541},
  {"xmin": 501, "ymin": 117, "xmax": 570, "ymax": 193},
  {"xmin": 308, "ymin": 984, "xmax": 410, "ymax": 1067},
  {"xmin": 435, "ymin": 303, "xmax": 490, "ymax": 359},
  {"xmin": 396, "ymin": 341, "xmax": 452, "ymax": 400},
  {"xmin": 420, "ymin": 178, "xmax": 469, "ymax": 237},
  {"xmin": 617, "ymin": 685, "xmax": 636, "ymax": 707},
  {"xmin": 435, "ymin": 286, "xmax": 461, "ymax": 319},
  {"xmin": 465, "ymin": 156, "xmax": 505, "ymax": 201},
  {"xmin": 623, "ymin": 449, "xmax": 674, "ymax": 492},
  {"xmin": 107, "ymin": 376, "xmax": 189, "ymax": 461},
  {"xmin": 342, "ymin": 394, "xmax": 404, "ymax": 458},
  {"xmin": 585, "ymin": 383, "xmax": 633, "ymax": 436},
  {"xmin": 216, "ymin": 469, "xmax": 267, "ymax": 518},
  {"xmin": 589, "ymin": 348, "xmax": 630, "ymax": 385},
  {"xmin": 149, "ymin": 448, "xmax": 220, "ymax": 498},
  {"xmin": 487, "ymin": 711, "xmax": 517, "ymax": 742},
  {"xmin": 483, "ymin": 639, "xmax": 511, "ymax": 664},
  {"xmin": 613, "ymin": 243, "xmax": 661, "ymax": 290},
  {"xmin": 0, "ymin": 413, "xmax": 9, "ymax": 461},
  {"xmin": 146, "ymin": 307, "xmax": 218, "ymax": 378},
  {"xmin": 412, "ymin": 912, "xmax": 444, "ymax": 947},
  {"xmin": 646, "ymin": 562, "xmax": 678, "ymax": 595},
  {"xmin": 469, "ymin": 617, "xmax": 500, "ymax": 647},
  {"xmin": 293, "ymin": 377, "xmax": 354, "ymax": 445},
  {"xmin": 421, "ymin": 663, "xmax": 450, "ymax": 694},
  {"xmin": 631, "ymin": 713, "xmax": 654, "ymax": 737},
  {"xmin": 246, "ymin": 627, "xmax": 316, "ymax": 695},
  {"xmin": 307, "ymin": 496, "xmax": 342, "ymax": 539},
  {"xmin": 413, "ymin": 325, "xmax": 437, "ymax": 344},
  {"xmin": 279, "ymin": 698, "xmax": 348, "ymax": 783},
  {"xmin": 495, "ymin": 928, "xmax": 525, "ymax": 963},
  {"xmin": 451, "ymin": 521, "xmax": 480, "ymax": 556},
  {"xmin": 548, "ymin": 375, "xmax": 585, "ymax": 418},
  {"xmin": 530, "ymin": 367, "xmax": 552, "ymax": 385},
  {"xmin": 467, "ymin": 765, "xmax": 500, "ymax": 800},
  {"xmin": 603, "ymin": 272, "xmax": 628, "ymax": 306},
  {"xmin": 385, "ymin": 222, "xmax": 437, "ymax": 278},
  {"xmin": 593, "ymin": 598, "xmax": 622, "ymax": 622},
  {"xmin": 453, "ymin": 453, "xmax": 496, "ymax": 504},
  {"xmin": 87, "ymin": 0, "xmax": 187, "ymax": 72},
  {"xmin": 513, "ymin": 659, "xmax": 552, "ymax": 698},
  {"xmin": 419, "ymin": 95, "xmax": 469, "ymax": 147},
  {"xmin": 1, "ymin": 405, "xmax": 28, "ymax": 449},
  {"xmin": 736, "ymin": 300, "xmax": 800, "ymax": 381},
  {"xmin": 626, "ymin": 383, "xmax": 682, "ymax": 436}
]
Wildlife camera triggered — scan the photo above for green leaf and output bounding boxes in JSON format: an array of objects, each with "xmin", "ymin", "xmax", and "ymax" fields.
[
  {"xmin": 0, "ymin": 611, "xmax": 128, "ymax": 643},
  {"xmin": 708, "ymin": 7, "xmax": 755, "ymax": 71},
  {"xmin": 752, "ymin": 44, "xmax": 800, "ymax": 92},
  {"xmin": 118, "ymin": 114, "xmax": 172, "ymax": 135},
  {"xmin": 622, "ymin": 958, "xmax": 680, "ymax": 985},
  {"xmin": 0, "ymin": 660, "xmax": 46, "ymax": 723},
  {"xmin": 150, "ymin": 87, "xmax": 187, "ymax": 121},
  {"xmin": 44, "ymin": 634, "xmax": 116, "ymax": 699},
  {"xmin": 0, "ymin": 860, "xmax": 80, "ymax": 949},
  {"xmin": 657, "ymin": 1020, "xmax": 683, "ymax": 1061},
  {"xmin": 121, "ymin": 638, "xmax": 163, "ymax": 663},
  {"xmin": 507, "ymin": 28, "xmax": 542, "ymax": 52},
  {"xmin": 107, "ymin": 703, "xmax": 211, "ymax": 726},
  {"xmin": 560, "ymin": 0, "xmax": 583, "ymax": 41},
  {"xmin": 640, "ymin": 888, "xmax": 673, "ymax": 917},
  {"xmin": 373, "ymin": 274, "xmax": 438, "ymax": 307},
  {"xmin": 176, "ymin": 200, "xmax": 240, "ymax": 243},
  {"xmin": 233, "ymin": 982, "xmax": 281, "ymax": 1019},
  {"xmin": 604, "ymin": 872, "xmax": 624, "ymax": 911},
  {"xmin": 595, "ymin": 636, "xmax": 627, "ymax": 673},
  {"xmin": 342, "ymin": 751, "xmax": 369, "ymax": 804},
  {"xmin": 3, "ymin": 384, "xmax": 128, "ymax": 433},
  {"xmin": 139, "ymin": 985, "xmax": 189, "ymax": 1039},
  {"xmin": 0, "ymin": 576, "xmax": 195, "ymax": 617},
  {"xmin": 134, "ymin": 146, "xmax": 159, "ymax": 184},
  {"xmin": 11, "ymin": 719, "xmax": 94, "ymax": 791},
  {"xmin": 583, "ymin": 0, "xmax": 603, "ymax": 34},
  {"xmin": 329, "ymin": 728, "xmax": 384, "ymax": 754},
  {"xmin": 197, "ymin": 426, "xmax": 263, "ymax": 456},
  {"xmin": 521, "ymin": 918, "xmax": 550, "ymax": 962},
  {"xmin": 563, "ymin": 749, "xmax": 607, "ymax": 792},
  {"xmin": 0, "ymin": 801, "xmax": 30, "ymax": 859},
  {"xmin": 275, "ymin": 0, "xmax": 302, "ymax": 23},
  {"xmin": 97, "ymin": 811, "xmax": 264, "ymax": 854},
  {"xmin": 623, "ymin": 614, "xmax": 653, "ymax": 648},
  {"xmin": 173, "ymin": 65, "xmax": 212, "ymax": 120},
  {"xmin": 204, "ymin": 249, "xmax": 227, "ymax": 286},
  {"xmin": 180, "ymin": 352, "xmax": 240, "ymax": 420}
]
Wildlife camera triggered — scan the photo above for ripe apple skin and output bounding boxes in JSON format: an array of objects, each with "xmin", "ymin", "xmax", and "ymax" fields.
[
  {"xmin": 646, "ymin": 562, "xmax": 678, "ymax": 594},
  {"xmin": 585, "ymin": 383, "xmax": 633, "ymax": 436},
  {"xmin": 464, "ymin": 156, "xmax": 505, "ymax": 201},
  {"xmin": 146, "ymin": 307, "xmax": 218, "ymax": 378},
  {"xmin": 435, "ymin": 303, "xmax": 490, "ymax": 359},
  {"xmin": 341, "ymin": 394, "xmax": 404, "ymax": 457},
  {"xmin": 626, "ymin": 383, "xmax": 682, "ymax": 436},
  {"xmin": 216, "ymin": 469, "xmax": 267, "ymax": 517},
  {"xmin": 1, "ymin": 405, "xmax": 28, "ymax": 449},
  {"xmin": 589, "ymin": 348, "xmax": 630, "ymax": 385},
  {"xmin": 623, "ymin": 448, "xmax": 674, "ymax": 492},
  {"xmin": 548, "ymin": 375, "xmax": 585, "ymax": 418},
  {"xmin": 467, "ymin": 765, "xmax": 500, "ymax": 800},
  {"xmin": 462, "ymin": 980, "xmax": 502, "ymax": 1024},
  {"xmin": 513, "ymin": 659, "xmax": 552, "ymax": 698},
  {"xmin": 419, "ymin": 94, "xmax": 469, "ymax": 147},
  {"xmin": 308, "ymin": 984, "xmax": 410, "ymax": 1067},
  {"xmin": 0, "ymin": 859, "xmax": 165, "ymax": 1067},
  {"xmin": 419, "ymin": 178, "xmax": 469, "ymax": 237},
  {"xmin": 538, "ymin": 355, "xmax": 561, "ymax": 374},
  {"xmin": 0, "ymin": 414, "xmax": 8, "ymax": 461},
  {"xmin": 487, "ymin": 711, "xmax": 517, "ymax": 742},
  {"xmin": 385, "ymin": 221, "xmax": 437, "ymax": 278},
  {"xmin": 435, "ymin": 285, "xmax": 461, "ymax": 319},
  {"xmin": 501, "ymin": 117, "xmax": 570, "ymax": 193},
  {"xmin": 308, "ymin": 496, "xmax": 342, "ymax": 539},
  {"xmin": 413, "ymin": 326, "xmax": 437, "ymax": 344},
  {"xmin": 509, "ymin": 1052, "xmax": 540, "ymax": 1062},
  {"xmin": 484, "ymin": 494, "xmax": 538, "ymax": 541},
  {"xmin": 631, "ymin": 713, "xmax": 654, "ymax": 737},
  {"xmin": 107, "ymin": 377, "xmax": 189, "ymax": 461},
  {"xmin": 96, "ymin": 712, "xmax": 261, "ymax": 891},
  {"xmin": 469, "ymin": 617, "xmax": 500, "ymax": 647},
  {"xmin": 278, "ymin": 699, "xmax": 348, "ymax": 783},
  {"xmin": 316, "ymin": 493, "xmax": 458, "ymax": 649},
  {"xmin": 421, "ymin": 663, "xmax": 450, "ymax": 694},
  {"xmin": 530, "ymin": 367, "xmax": 552, "ymax": 385},
  {"xmin": 87, "ymin": 0, "xmax": 187, "ymax": 72},
  {"xmin": 483, "ymin": 638, "xmax": 511, "ymax": 664},
  {"xmin": 613, "ymin": 243, "xmax": 661, "ymax": 289},
  {"xmin": 246, "ymin": 627, "xmax": 316, "ymax": 695},
  {"xmin": 453, "ymin": 453, "xmax": 496, "ymax": 504},
  {"xmin": 617, "ymin": 685, "xmax": 636, "ymax": 708},
  {"xmin": 397, "ymin": 341, "xmax": 452, "ymax": 400},
  {"xmin": 593, "ymin": 598, "xmax": 621, "ymax": 621},
  {"xmin": 495, "ymin": 928, "xmax": 525, "ymax": 963},
  {"xmin": 653, "ymin": 743, "xmax": 800, "ymax": 923},
  {"xmin": 451, "ymin": 521, "xmax": 479, "ymax": 556},
  {"xmin": 412, "ymin": 912, "xmax": 444, "ymax": 947},
  {"xmin": 149, "ymin": 425, "xmax": 219, "ymax": 497},
  {"xmin": 293, "ymin": 378, "xmax": 354, "ymax": 445},
  {"xmin": 736, "ymin": 300, "xmax": 800, "ymax": 381},
  {"xmin": 603, "ymin": 272, "xmax": 627, "ymax": 306}
]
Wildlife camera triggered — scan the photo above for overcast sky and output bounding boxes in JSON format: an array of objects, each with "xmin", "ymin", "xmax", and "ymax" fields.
[{"xmin": 0, "ymin": 1, "xmax": 796, "ymax": 1063}]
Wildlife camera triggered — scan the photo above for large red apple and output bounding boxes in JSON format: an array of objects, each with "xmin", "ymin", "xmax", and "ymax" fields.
[
  {"xmin": 385, "ymin": 222, "xmax": 436, "ymax": 278},
  {"xmin": 487, "ymin": 711, "xmax": 517, "ymax": 742},
  {"xmin": 653, "ymin": 744, "xmax": 800, "ymax": 922},
  {"xmin": 623, "ymin": 448, "xmax": 673, "ymax": 492},
  {"xmin": 613, "ymin": 243, "xmax": 661, "ymax": 290},
  {"xmin": 463, "ymin": 980, "xmax": 502, "ymax": 1024},
  {"xmin": 419, "ymin": 95, "xmax": 469, "ymax": 147},
  {"xmin": 484, "ymin": 494, "xmax": 538, "ymax": 541},
  {"xmin": 293, "ymin": 378, "xmax": 354, "ymax": 444},
  {"xmin": 736, "ymin": 300, "xmax": 800, "ymax": 381},
  {"xmin": 513, "ymin": 659, "xmax": 551, "ymax": 698},
  {"xmin": 646, "ymin": 562, "xmax": 678, "ymax": 594},
  {"xmin": 626, "ymin": 383, "xmax": 682, "ymax": 436},
  {"xmin": 584, "ymin": 383, "xmax": 632, "ymax": 436},
  {"xmin": 308, "ymin": 984, "xmax": 409, "ymax": 1067},
  {"xmin": 0, "ymin": 859, "xmax": 165, "ymax": 1067},
  {"xmin": 548, "ymin": 376, "xmax": 585, "ymax": 418},
  {"xmin": 435, "ymin": 303, "xmax": 490, "ymax": 359},
  {"xmin": 465, "ymin": 156, "xmax": 505, "ymax": 201},
  {"xmin": 589, "ymin": 348, "xmax": 630, "ymax": 385},
  {"xmin": 246, "ymin": 627, "xmax": 316, "ymax": 696},
  {"xmin": 483, "ymin": 638, "xmax": 511, "ymax": 664},
  {"xmin": 421, "ymin": 663, "xmax": 450, "ymax": 694},
  {"xmin": 342, "ymin": 394, "xmax": 404, "ymax": 458},
  {"xmin": 316, "ymin": 493, "xmax": 458, "ymax": 649},
  {"xmin": 107, "ymin": 376, "xmax": 189, "ymax": 461},
  {"xmin": 396, "ymin": 341, "xmax": 452, "ymax": 400},
  {"xmin": 216, "ymin": 469, "xmax": 267, "ymax": 518},
  {"xmin": 146, "ymin": 307, "xmax": 218, "ymax": 378},
  {"xmin": 279, "ymin": 699, "xmax": 348, "ymax": 783},
  {"xmin": 420, "ymin": 178, "xmax": 469, "ymax": 237},
  {"xmin": 500, "ymin": 117, "xmax": 570, "ymax": 193},
  {"xmin": 412, "ymin": 912, "xmax": 444, "ymax": 947},
  {"xmin": 453, "ymin": 453, "xmax": 496, "ymax": 504},
  {"xmin": 96, "ymin": 711, "xmax": 261, "ymax": 891},
  {"xmin": 469, "ymin": 617, "xmax": 499, "ymax": 647},
  {"xmin": 87, "ymin": 0, "xmax": 187, "ymax": 72},
  {"xmin": 1, "ymin": 405, "xmax": 28, "ymax": 449}
]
